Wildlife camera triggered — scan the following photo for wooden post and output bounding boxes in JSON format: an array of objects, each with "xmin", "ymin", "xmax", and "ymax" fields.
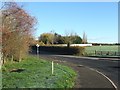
[
  {"xmin": 115, "ymin": 52, "xmax": 116, "ymax": 56},
  {"xmin": 101, "ymin": 51, "xmax": 102, "ymax": 55},
  {"xmin": 52, "ymin": 61, "xmax": 54, "ymax": 75},
  {"xmin": 95, "ymin": 50, "xmax": 96, "ymax": 55},
  {"xmin": 108, "ymin": 51, "xmax": 109, "ymax": 55}
]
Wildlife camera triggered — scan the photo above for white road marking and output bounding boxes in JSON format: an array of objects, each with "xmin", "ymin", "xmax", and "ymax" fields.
[
  {"xmin": 47, "ymin": 54, "xmax": 118, "ymax": 89},
  {"xmin": 88, "ymin": 67, "xmax": 118, "ymax": 90}
]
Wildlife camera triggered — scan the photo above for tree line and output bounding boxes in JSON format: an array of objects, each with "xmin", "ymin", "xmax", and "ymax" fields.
[{"xmin": 38, "ymin": 32, "xmax": 87, "ymax": 47}]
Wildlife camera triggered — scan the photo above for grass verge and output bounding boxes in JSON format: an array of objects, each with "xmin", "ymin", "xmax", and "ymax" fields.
[{"xmin": 2, "ymin": 55, "xmax": 77, "ymax": 88}]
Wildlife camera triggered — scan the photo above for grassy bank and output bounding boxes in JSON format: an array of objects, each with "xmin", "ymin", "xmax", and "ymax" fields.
[{"xmin": 2, "ymin": 56, "xmax": 77, "ymax": 88}]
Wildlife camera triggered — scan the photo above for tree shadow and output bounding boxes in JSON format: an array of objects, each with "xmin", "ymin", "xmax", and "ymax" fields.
[{"xmin": 10, "ymin": 68, "xmax": 25, "ymax": 73}]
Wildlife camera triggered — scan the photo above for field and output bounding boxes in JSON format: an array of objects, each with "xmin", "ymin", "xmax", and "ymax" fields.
[
  {"xmin": 84, "ymin": 45, "xmax": 119, "ymax": 56},
  {"xmin": 2, "ymin": 56, "xmax": 76, "ymax": 88}
]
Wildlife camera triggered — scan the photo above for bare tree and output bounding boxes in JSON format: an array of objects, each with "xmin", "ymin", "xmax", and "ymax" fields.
[
  {"xmin": 1, "ymin": 2, "xmax": 36, "ymax": 63},
  {"xmin": 82, "ymin": 32, "xmax": 87, "ymax": 44}
]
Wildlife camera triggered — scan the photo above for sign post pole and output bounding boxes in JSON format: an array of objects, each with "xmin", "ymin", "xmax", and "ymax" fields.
[{"xmin": 36, "ymin": 44, "xmax": 40, "ymax": 57}]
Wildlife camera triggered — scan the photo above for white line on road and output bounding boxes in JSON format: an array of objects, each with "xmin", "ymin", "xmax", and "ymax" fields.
[
  {"xmin": 88, "ymin": 67, "xmax": 118, "ymax": 90},
  {"xmin": 45, "ymin": 54, "xmax": 118, "ymax": 89}
]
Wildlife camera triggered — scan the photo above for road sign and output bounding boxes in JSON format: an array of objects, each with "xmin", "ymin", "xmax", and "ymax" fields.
[{"xmin": 36, "ymin": 44, "xmax": 39, "ymax": 47}]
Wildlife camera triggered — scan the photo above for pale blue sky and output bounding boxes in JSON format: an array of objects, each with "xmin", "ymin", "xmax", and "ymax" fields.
[{"xmin": 3, "ymin": 2, "xmax": 119, "ymax": 43}]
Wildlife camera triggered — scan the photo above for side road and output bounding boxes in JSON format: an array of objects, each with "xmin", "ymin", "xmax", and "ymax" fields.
[
  {"xmin": 39, "ymin": 55, "xmax": 117, "ymax": 89},
  {"xmin": 38, "ymin": 51, "xmax": 120, "ymax": 61}
]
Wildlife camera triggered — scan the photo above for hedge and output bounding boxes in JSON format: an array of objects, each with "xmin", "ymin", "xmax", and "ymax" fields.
[{"xmin": 30, "ymin": 45, "xmax": 85, "ymax": 56}]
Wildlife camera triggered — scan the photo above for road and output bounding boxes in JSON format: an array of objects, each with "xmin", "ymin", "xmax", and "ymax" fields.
[{"xmin": 39, "ymin": 52, "xmax": 119, "ymax": 89}]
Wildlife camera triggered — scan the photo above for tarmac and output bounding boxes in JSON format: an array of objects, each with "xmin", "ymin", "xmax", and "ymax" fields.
[
  {"xmin": 53, "ymin": 55, "xmax": 119, "ymax": 89},
  {"xmin": 74, "ymin": 64, "xmax": 118, "ymax": 89}
]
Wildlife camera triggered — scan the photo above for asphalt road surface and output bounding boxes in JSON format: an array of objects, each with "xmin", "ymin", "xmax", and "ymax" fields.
[{"xmin": 38, "ymin": 51, "xmax": 119, "ymax": 89}]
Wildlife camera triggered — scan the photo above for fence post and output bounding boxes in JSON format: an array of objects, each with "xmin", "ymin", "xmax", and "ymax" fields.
[
  {"xmin": 115, "ymin": 52, "xmax": 116, "ymax": 56},
  {"xmin": 107, "ymin": 51, "xmax": 109, "ymax": 55},
  {"xmin": 95, "ymin": 50, "xmax": 96, "ymax": 55},
  {"xmin": 101, "ymin": 51, "xmax": 102, "ymax": 55}
]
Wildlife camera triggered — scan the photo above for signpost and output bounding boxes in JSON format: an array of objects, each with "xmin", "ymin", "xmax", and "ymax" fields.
[{"xmin": 36, "ymin": 44, "xmax": 40, "ymax": 56}]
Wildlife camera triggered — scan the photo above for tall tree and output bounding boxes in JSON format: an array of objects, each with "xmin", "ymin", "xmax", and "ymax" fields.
[
  {"xmin": 54, "ymin": 33, "xmax": 64, "ymax": 44},
  {"xmin": 82, "ymin": 32, "xmax": 87, "ymax": 44},
  {"xmin": 64, "ymin": 31, "xmax": 78, "ymax": 47},
  {"xmin": 1, "ymin": 2, "xmax": 36, "ymax": 63},
  {"xmin": 72, "ymin": 35, "xmax": 82, "ymax": 44},
  {"xmin": 39, "ymin": 33, "xmax": 54, "ymax": 45}
]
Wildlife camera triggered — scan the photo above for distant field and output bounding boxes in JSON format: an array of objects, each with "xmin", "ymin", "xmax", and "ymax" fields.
[{"xmin": 84, "ymin": 45, "xmax": 119, "ymax": 56}]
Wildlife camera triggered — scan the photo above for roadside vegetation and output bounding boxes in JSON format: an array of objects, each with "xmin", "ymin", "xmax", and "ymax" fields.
[
  {"xmin": 1, "ymin": 2, "xmax": 36, "ymax": 64},
  {"xmin": 2, "ymin": 56, "xmax": 77, "ymax": 88}
]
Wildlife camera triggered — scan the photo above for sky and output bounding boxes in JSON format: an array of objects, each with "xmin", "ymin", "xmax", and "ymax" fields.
[{"xmin": 2, "ymin": 2, "xmax": 118, "ymax": 43}]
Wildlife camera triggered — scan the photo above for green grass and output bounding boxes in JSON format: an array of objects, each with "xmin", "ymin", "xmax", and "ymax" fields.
[
  {"xmin": 84, "ymin": 45, "xmax": 119, "ymax": 56},
  {"xmin": 2, "ymin": 56, "xmax": 77, "ymax": 88}
]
